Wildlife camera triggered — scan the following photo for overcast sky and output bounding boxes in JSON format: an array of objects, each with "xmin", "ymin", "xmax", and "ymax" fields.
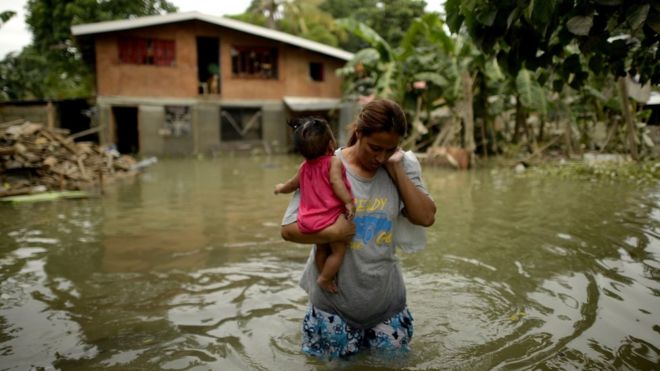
[{"xmin": 0, "ymin": 0, "xmax": 443, "ymax": 58}]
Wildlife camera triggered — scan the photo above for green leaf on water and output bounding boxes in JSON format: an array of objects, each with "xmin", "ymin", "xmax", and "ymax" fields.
[{"xmin": 567, "ymin": 15, "xmax": 593, "ymax": 36}]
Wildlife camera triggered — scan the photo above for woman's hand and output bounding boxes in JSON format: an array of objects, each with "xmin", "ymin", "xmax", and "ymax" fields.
[
  {"xmin": 385, "ymin": 149, "xmax": 436, "ymax": 227},
  {"xmin": 385, "ymin": 148, "xmax": 405, "ymax": 182}
]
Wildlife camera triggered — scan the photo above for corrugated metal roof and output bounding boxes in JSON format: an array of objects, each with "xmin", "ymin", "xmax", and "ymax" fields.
[
  {"xmin": 283, "ymin": 96, "xmax": 342, "ymax": 111},
  {"xmin": 71, "ymin": 11, "xmax": 354, "ymax": 61}
]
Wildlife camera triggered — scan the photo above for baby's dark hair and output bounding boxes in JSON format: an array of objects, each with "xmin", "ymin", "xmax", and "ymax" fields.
[{"xmin": 288, "ymin": 117, "xmax": 336, "ymax": 160}]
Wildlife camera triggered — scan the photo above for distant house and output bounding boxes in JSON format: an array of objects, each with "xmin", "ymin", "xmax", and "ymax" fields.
[{"xmin": 72, "ymin": 11, "xmax": 356, "ymax": 156}]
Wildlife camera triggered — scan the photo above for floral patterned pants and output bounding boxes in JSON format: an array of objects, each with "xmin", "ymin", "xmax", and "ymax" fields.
[{"xmin": 301, "ymin": 304, "xmax": 414, "ymax": 360}]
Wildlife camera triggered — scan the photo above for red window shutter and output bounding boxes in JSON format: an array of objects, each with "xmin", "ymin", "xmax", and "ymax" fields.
[
  {"xmin": 118, "ymin": 38, "xmax": 137, "ymax": 63},
  {"xmin": 168, "ymin": 40, "xmax": 175, "ymax": 65},
  {"xmin": 152, "ymin": 39, "xmax": 175, "ymax": 66},
  {"xmin": 136, "ymin": 39, "xmax": 146, "ymax": 64},
  {"xmin": 154, "ymin": 39, "xmax": 164, "ymax": 65}
]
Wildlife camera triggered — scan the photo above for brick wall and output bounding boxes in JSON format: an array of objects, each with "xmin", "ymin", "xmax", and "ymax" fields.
[{"xmin": 95, "ymin": 21, "xmax": 345, "ymax": 99}]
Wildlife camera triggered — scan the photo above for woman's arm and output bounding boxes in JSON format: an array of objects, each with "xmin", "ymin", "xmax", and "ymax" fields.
[
  {"xmin": 385, "ymin": 150, "xmax": 436, "ymax": 226},
  {"xmin": 281, "ymin": 215, "xmax": 355, "ymax": 244}
]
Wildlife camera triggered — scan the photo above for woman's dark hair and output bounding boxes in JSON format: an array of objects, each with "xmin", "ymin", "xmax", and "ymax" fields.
[
  {"xmin": 347, "ymin": 99, "xmax": 408, "ymax": 146},
  {"xmin": 288, "ymin": 116, "xmax": 336, "ymax": 160}
]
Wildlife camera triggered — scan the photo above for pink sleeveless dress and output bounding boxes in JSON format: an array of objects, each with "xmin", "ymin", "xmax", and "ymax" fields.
[{"xmin": 298, "ymin": 155, "xmax": 352, "ymax": 234}]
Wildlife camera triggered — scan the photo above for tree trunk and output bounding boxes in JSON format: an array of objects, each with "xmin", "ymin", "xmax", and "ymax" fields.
[
  {"xmin": 461, "ymin": 71, "xmax": 475, "ymax": 153},
  {"xmin": 432, "ymin": 116, "xmax": 458, "ymax": 148},
  {"xmin": 267, "ymin": 0, "xmax": 277, "ymax": 29},
  {"xmin": 478, "ymin": 118, "xmax": 488, "ymax": 159},
  {"xmin": 401, "ymin": 95, "xmax": 424, "ymax": 150},
  {"xmin": 490, "ymin": 117, "xmax": 499, "ymax": 154},
  {"xmin": 564, "ymin": 120, "xmax": 573, "ymax": 158},
  {"xmin": 617, "ymin": 76, "xmax": 639, "ymax": 161},
  {"xmin": 537, "ymin": 117, "xmax": 545, "ymax": 143},
  {"xmin": 514, "ymin": 97, "xmax": 527, "ymax": 144}
]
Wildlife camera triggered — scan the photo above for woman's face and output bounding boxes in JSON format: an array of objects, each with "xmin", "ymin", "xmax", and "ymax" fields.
[{"xmin": 355, "ymin": 131, "xmax": 400, "ymax": 171}]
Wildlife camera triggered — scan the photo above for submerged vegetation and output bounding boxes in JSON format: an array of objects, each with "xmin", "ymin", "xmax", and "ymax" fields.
[{"xmin": 524, "ymin": 159, "xmax": 660, "ymax": 184}]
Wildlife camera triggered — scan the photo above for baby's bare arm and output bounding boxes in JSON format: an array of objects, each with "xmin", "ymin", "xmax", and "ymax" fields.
[{"xmin": 274, "ymin": 165, "xmax": 301, "ymax": 194}]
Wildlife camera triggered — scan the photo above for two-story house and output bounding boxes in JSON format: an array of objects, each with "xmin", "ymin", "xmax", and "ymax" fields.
[{"xmin": 72, "ymin": 11, "xmax": 356, "ymax": 156}]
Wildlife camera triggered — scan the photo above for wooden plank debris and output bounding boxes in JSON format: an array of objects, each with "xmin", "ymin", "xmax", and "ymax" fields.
[{"xmin": 0, "ymin": 121, "xmax": 138, "ymax": 196}]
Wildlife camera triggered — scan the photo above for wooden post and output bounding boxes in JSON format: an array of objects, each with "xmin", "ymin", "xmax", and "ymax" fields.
[{"xmin": 47, "ymin": 101, "xmax": 55, "ymax": 130}]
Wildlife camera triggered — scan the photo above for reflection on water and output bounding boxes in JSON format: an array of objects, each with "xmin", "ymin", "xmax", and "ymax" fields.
[{"xmin": 1, "ymin": 157, "xmax": 658, "ymax": 370}]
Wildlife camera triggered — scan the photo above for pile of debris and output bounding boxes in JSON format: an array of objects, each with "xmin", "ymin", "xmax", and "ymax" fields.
[{"xmin": 0, "ymin": 121, "xmax": 137, "ymax": 197}]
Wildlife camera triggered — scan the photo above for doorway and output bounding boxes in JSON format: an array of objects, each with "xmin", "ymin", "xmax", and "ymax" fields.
[
  {"xmin": 58, "ymin": 99, "xmax": 96, "ymax": 142},
  {"xmin": 197, "ymin": 37, "xmax": 220, "ymax": 95},
  {"xmin": 112, "ymin": 106, "xmax": 139, "ymax": 154}
]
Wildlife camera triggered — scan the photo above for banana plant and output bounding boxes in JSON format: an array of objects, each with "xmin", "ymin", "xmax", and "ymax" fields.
[
  {"xmin": 337, "ymin": 14, "xmax": 464, "ymax": 150},
  {"xmin": 337, "ymin": 13, "xmax": 507, "ymax": 156},
  {"xmin": 335, "ymin": 18, "xmax": 399, "ymax": 99}
]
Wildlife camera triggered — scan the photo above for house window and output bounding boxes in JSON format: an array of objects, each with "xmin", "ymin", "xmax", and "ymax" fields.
[
  {"xmin": 118, "ymin": 37, "xmax": 176, "ymax": 66},
  {"xmin": 309, "ymin": 62, "xmax": 324, "ymax": 81},
  {"xmin": 162, "ymin": 106, "xmax": 191, "ymax": 137},
  {"xmin": 221, "ymin": 107, "xmax": 262, "ymax": 141},
  {"xmin": 231, "ymin": 46, "xmax": 277, "ymax": 79}
]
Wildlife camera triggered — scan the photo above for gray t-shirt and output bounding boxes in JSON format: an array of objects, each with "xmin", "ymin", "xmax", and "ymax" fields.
[{"xmin": 282, "ymin": 148, "xmax": 430, "ymax": 329}]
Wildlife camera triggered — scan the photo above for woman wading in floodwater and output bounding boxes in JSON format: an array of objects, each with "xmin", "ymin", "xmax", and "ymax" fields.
[{"xmin": 281, "ymin": 98, "xmax": 436, "ymax": 359}]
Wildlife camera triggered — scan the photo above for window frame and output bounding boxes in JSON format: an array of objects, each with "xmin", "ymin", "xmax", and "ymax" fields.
[
  {"xmin": 309, "ymin": 62, "xmax": 324, "ymax": 82},
  {"xmin": 118, "ymin": 36, "xmax": 176, "ymax": 66},
  {"xmin": 230, "ymin": 46, "xmax": 278, "ymax": 79}
]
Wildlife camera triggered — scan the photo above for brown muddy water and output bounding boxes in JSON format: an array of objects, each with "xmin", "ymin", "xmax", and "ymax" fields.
[{"xmin": 0, "ymin": 156, "xmax": 658, "ymax": 370}]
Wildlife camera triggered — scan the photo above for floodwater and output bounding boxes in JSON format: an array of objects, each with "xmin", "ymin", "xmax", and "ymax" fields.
[{"xmin": 1, "ymin": 156, "xmax": 658, "ymax": 370}]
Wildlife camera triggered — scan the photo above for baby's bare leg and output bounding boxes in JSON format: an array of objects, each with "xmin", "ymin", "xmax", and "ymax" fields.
[
  {"xmin": 317, "ymin": 241, "xmax": 347, "ymax": 294},
  {"xmin": 315, "ymin": 244, "xmax": 330, "ymax": 275}
]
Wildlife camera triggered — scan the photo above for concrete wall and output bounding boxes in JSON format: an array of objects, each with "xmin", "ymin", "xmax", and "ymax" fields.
[
  {"xmin": 193, "ymin": 104, "xmax": 220, "ymax": 154},
  {"xmin": 95, "ymin": 96, "xmax": 359, "ymax": 156},
  {"xmin": 262, "ymin": 102, "xmax": 288, "ymax": 153},
  {"xmin": 138, "ymin": 105, "xmax": 167, "ymax": 155},
  {"xmin": 95, "ymin": 20, "xmax": 345, "ymax": 99},
  {"xmin": 0, "ymin": 104, "xmax": 53, "ymax": 126},
  {"xmin": 98, "ymin": 105, "xmax": 113, "ymax": 145}
]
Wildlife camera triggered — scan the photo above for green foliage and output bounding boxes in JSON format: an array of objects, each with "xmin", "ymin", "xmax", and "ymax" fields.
[
  {"xmin": 321, "ymin": 0, "xmax": 427, "ymax": 52},
  {"xmin": 240, "ymin": 0, "xmax": 340, "ymax": 46},
  {"xmin": 336, "ymin": 11, "xmax": 467, "ymax": 107},
  {"xmin": 445, "ymin": 0, "xmax": 659, "ymax": 87},
  {"xmin": 0, "ymin": 0, "xmax": 178, "ymax": 101},
  {"xmin": 240, "ymin": 0, "xmax": 427, "ymax": 50},
  {"xmin": 0, "ymin": 10, "xmax": 16, "ymax": 27},
  {"xmin": 515, "ymin": 68, "xmax": 547, "ymax": 115},
  {"xmin": 335, "ymin": 18, "xmax": 399, "ymax": 98},
  {"xmin": 527, "ymin": 160, "xmax": 660, "ymax": 185}
]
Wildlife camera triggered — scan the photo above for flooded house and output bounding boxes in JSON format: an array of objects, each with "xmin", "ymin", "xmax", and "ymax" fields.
[{"xmin": 71, "ymin": 11, "xmax": 355, "ymax": 156}]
